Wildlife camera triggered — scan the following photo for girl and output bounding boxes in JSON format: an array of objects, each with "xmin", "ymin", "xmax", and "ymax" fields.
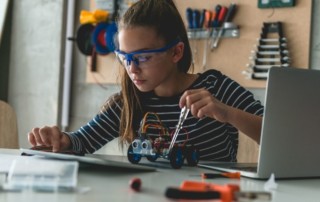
[{"xmin": 28, "ymin": 0, "xmax": 263, "ymax": 162}]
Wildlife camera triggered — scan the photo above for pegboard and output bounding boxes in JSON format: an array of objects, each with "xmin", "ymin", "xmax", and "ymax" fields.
[{"xmin": 86, "ymin": 0, "xmax": 312, "ymax": 88}]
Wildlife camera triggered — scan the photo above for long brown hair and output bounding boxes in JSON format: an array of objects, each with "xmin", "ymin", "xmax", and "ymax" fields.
[{"xmin": 112, "ymin": 0, "xmax": 193, "ymax": 145}]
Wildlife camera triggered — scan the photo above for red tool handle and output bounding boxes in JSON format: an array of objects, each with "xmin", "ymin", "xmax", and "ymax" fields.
[{"xmin": 217, "ymin": 6, "xmax": 228, "ymax": 26}]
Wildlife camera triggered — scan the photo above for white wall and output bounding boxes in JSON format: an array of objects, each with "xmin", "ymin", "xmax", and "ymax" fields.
[{"xmin": 8, "ymin": 0, "xmax": 64, "ymax": 147}]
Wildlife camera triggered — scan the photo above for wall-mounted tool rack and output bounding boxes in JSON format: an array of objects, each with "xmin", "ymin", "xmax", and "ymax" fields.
[
  {"xmin": 187, "ymin": 24, "xmax": 239, "ymax": 39},
  {"xmin": 86, "ymin": 0, "xmax": 312, "ymax": 89}
]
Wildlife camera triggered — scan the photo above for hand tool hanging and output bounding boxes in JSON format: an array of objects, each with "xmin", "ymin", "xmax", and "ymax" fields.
[
  {"xmin": 186, "ymin": 8, "xmax": 202, "ymax": 66},
  {"xmin": 201, "ymin": 9, "xmax": 212, "ymax": 71},
  {"xmin": 211, "ymin": 3, "xmax": 237, "ymax": 50},
  {"xmin": 185, "ymin": 4, "xmax": 239, "ymax": 71},
  {"xmin": 244, "ymin": 22, "xmax": 290, "ymax": 80}
]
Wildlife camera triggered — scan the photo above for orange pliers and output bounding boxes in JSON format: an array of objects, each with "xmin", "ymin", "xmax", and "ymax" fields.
[{"xmin": 165, "ymin": 181, "xmax": 271, "ymax": 202}]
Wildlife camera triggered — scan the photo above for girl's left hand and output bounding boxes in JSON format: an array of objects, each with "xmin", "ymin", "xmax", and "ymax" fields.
[{"xmin": 179, "ymin": 88, "xmax": 230, "ymax": 123}]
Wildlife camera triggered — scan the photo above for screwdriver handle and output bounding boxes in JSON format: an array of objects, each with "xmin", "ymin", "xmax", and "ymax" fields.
[
  {"xmin": 192, "ymin": 9, "xmax": 200, "ymax": 28},
  {"xmin": 217, "ymin": 6, "xmax": 228, "ymax": 26},
  {"xmin": 212, "ymin": 4, "xmax": 221, "ymax": 27},
  {"xmin": 186, "ymin": 8, "xmax": 193, "ymax": 29},
  {"xmin": 199, "ymin": 9, "xmax": 206, "ymax": 28},
  {"xmin": 225, "ymin": 3, "xmax": 237, "ymax": 22},
  {"xmin": 204, "ymin": 10, "xmax": 212, "ymax": 28}
]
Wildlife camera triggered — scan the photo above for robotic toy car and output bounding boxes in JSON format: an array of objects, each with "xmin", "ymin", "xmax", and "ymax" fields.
[{"xmin": 127, "ymin": 111, "xmax": 199, "ymax": 169}]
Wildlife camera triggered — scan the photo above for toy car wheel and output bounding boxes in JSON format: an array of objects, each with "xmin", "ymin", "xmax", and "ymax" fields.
[
  {"xmin": 169, "ymin": 147, "xmax": 184, "ymax": 169},
  {"xmin": 186, "ymin": 145, "xmax": 200, "ymax": 166},
  {"xmin": 146, "ymin": 155, "xmax": 158, "ymax": 162},
  {"xmin": 127, "ymin": 145, "xmax": 141, "ymax": 164}
]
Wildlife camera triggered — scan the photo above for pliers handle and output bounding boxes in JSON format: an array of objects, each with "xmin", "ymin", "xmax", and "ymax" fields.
[{"xmin": 165, "ymin": 180, "xmax": 239, "ymax": 202}]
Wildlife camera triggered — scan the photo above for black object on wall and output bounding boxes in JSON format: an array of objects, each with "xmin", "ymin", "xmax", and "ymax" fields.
[{"xmin": 0, "ymin": 0, "xmax": 13, "ymax": 101}]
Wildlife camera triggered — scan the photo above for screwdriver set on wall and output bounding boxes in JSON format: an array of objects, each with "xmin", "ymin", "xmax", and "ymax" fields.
[
  {"xmin": 186, "ymin": 3, "xmax": 239, "ymax": 70},
  {"xmin": 244, "ymin": 22, "xmax": 290, "ymax": 80}
]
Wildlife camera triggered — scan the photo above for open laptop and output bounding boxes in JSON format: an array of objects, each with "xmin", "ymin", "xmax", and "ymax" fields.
[{"xmin": 198, "ymin": 67, "xmax": 320, "ymax": 179}]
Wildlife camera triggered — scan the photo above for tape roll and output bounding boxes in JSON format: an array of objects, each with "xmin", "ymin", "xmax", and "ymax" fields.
[
  {"xmin": 92, "ymin": 22, "xmax": 110, "ymax": 55},
  {"xmin": 105, "ymin": 22, "xmax": 118, "ymax": 52},
  {"xmin": 76, "ymin": 23, "xmax": 95, "ymax": 56},
  {"xmin": 92, "ymin": 22, "xmax": 118, "ymax": 55}
]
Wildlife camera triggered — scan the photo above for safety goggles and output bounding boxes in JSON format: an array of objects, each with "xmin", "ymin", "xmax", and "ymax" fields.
[{"xmin": 114, "ymin": 39, "xmax": 180, "ymax": 69}]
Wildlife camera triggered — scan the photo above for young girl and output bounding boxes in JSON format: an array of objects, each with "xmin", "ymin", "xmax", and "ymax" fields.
[{"xmin": 28, "ymin": 0, "xmax": 263, "ymax": 162}]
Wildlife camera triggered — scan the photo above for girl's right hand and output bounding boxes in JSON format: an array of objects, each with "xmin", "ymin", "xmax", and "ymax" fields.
[{"xmin": 27, "ymin": 126, "xmax": 71, "ymax": 152}]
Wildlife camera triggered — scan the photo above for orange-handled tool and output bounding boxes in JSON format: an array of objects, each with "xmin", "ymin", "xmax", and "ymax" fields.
[
  {"xmin": 165, "ymin": 181, "xmax": 271, "ymax": 202},
  {"xmin": 204, "ymin": 10, "xmax": 212, "ymax": 28},
  {"xmin": 201, "ymin": 172, "xmax": 241, "ymax": 179},
  {"xmin": 165, "ymin": 181, "xmax": 239, "ymax": 202}
]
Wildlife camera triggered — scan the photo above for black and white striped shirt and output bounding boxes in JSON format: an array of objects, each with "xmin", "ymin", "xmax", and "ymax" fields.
[{"xmin": 68, "ymin": 69, "xmax": 264, "ymax": 162}]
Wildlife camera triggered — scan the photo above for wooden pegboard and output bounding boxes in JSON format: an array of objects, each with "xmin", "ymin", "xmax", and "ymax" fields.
[{"xmin": 86, "ymin": 0, "xmax": 312, "ymax": 88}]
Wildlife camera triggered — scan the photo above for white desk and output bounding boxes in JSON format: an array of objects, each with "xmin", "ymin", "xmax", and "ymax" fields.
[{"xmin": 1, "ymin": 149, "xmax": 320, "ymax": 202}]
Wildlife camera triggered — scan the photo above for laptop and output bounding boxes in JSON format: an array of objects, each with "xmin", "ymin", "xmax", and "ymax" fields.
[{"xmin": 198, "ymin": 67, "xmax": 320, "ymax": 179}]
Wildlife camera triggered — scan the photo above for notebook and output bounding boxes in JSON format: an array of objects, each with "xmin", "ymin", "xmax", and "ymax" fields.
[{"xmin": 198, "ymin": 67, "xmax": 320, "ymax": 179}]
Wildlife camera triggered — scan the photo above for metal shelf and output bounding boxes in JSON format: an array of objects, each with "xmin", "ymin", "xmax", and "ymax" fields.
[{"xmin": 187, "ymin": 23, "xmax": 239, "ymax": 39}]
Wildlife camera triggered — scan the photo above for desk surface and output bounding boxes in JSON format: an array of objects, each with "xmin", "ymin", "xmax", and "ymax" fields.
[{"xmin": 1, "ymin": 149, "xmax": 320, "ymax": 202}]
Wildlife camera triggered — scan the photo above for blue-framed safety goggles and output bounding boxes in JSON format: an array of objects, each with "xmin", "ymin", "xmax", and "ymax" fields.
[{"xmin": 114, "ymin": 39, "xmax": 180, "ymax": 67}]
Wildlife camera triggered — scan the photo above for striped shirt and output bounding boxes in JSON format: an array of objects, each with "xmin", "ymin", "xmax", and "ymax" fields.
[{"xmin": 68, "ymin": 69, "xmax": 264, "ymax": 162}]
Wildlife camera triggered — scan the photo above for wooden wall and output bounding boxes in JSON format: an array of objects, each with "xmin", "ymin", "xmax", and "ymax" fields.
[{"xmin": 86, "ymin": 0, "xmax": 312, "ymax": 89}]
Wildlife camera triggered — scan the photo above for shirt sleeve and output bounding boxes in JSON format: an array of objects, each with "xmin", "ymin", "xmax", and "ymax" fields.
[
  {"xmin": 66, "ymin": 96, "xmax": 122, "ymax": 154},
  {"xmin": 213, "ymin": 72, "xmax": 264, "ymax": 117}
]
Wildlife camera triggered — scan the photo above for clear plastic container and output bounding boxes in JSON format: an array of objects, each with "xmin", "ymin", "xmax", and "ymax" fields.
[{"xmin": 4, "ymin": 158, "xmax": 79, "ymax": 192}]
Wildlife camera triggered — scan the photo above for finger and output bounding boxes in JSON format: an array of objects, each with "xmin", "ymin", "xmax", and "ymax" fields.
[
  {"xmin": 179, "ymin": 91, "xmax": 188, "ymax": 108},
  {"xmin": 180, "ymin": 89, "xmax": 200, "ymax": 108},
  {"xmin": 27, "ymin": 132, "xmax": 37, "ymax": 146},
  {"xmin": 39, "ymin": 126, "xmax": 54, "ymax": 146},
  {"xmin": 190, "ymin": 98, "xmax": 208, "ymax": 118},
  {"xmin": 51, "ymin": 126, "xmax": 61, "ymax": 152},
  {"xmin": 196, "ymin": 103, "xmax": 211, "ymax": 119},
  {"xmin": 32, "ymin": 127, "xmax": 45, "ymax": 145},
  {"xmin": 186, "ymin": 91, "xmax": 203, "ymax": 109}
]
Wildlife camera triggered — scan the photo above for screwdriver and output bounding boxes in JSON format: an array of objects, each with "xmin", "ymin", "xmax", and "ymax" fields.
[
  {"xmin": 202, "ymin": 10, "xmax": 212, "ymax": 70},
  {"xmin": 204, "ymin": 10, "xmax": 212, "ymax": 28},
  {"xmin": 217, "ymin": 6, "xmax": 228, "ymax": 27},
  {"xmin": 211, "ymin": 4, "xmax": 221, "ymax": 28},
  {"xmin": 210, "ymin": 5, "xmax": 227, "ymax": 50},
  {"xmin": 192, "ymin": 9, "xmax": 200, "ymax": 29},
  {"xmin": 201, "ymin": 172, "xmax": 241, "ymax": 179},
  {"xmin": 191, "ymin": 172, "xmax": 240, "ymax": 179},
  {"xmin": 209, "ymin": 5, "xmax": 221, "ymax": 46},
  {"xmin": 212, "ymin": 3, "xmax": 237, "ymax": 50},
  {"xmin": 199, "ymin": 9, "xmax": 206, "ymax": 29},
  {"xmin": 186, "ymin": 7, "xmax": 193, "ymax": 29}
]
